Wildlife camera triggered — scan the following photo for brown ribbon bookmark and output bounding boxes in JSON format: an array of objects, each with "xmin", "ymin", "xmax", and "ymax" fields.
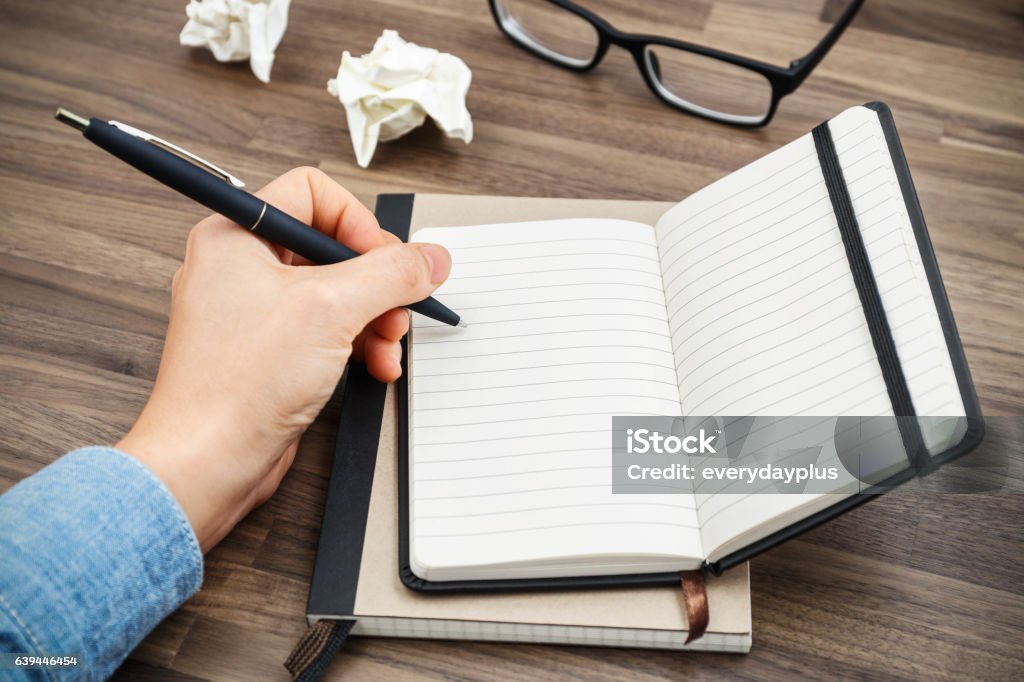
[
  {"xmin": 285, "ymin": 619, "xmax": 354, "ymax": 681},
  {"xmin": 680, "ymin": 570, "xmax": 709, "ymax": 644}
]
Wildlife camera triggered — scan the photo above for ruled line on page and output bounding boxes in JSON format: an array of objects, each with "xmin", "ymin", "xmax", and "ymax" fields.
[
  {"xmin": 415, "ymin": 447, "xmax": 607, "ymax": 464},
  {"xmin": 437, "ymin": 283, "xmax": 666, "ymax": 297},
  {"xmin": 444, "ymin": 236, "xmax": 654, "ymax": 251},
  {"xmin": 415, "ymin": 327, "xmax": 673, "ymax": 346},
  {"xmin": 415, "ymin": 428, "xmax": 615, "ymax": 447},
  {"xmin": 416, "ymin": 484, "xmax": 678, "ymax": 501},
  {"xmin": 416, "ymin": 501, "xmax": 696, "ymax": 520},
  {"xmin": 443, "ymin": 295, "xmax": 664, "ymax": 311},
  {"xmin": 415, "ymin": 394, "xmax": 682, "ymax": 413},
  {"xmin": 414, "ymin": 408, "xmax": 673, "ymax": 429},
  {"xmin": 415, "ymin": 344, "xmax": 674, "ymax": 363},
  {"xmin": 414, "ymin": 360, "xmax": 677, "ymax": 378},
  {"xmin": 418, "ymin": 463, "xmax": 693, "ymax": 483},
  {"xmin": 457, "ymin": 251, "xmax": 660, "ymax": 265},
  {"xmin": 417, "ymin": 464, "xmax": 608, "ymax": 482},
  {"xmin": 443, "ymin": 264, "xmax": 662, "ymax": 282},
  {"xmin": 417, "ymin": 376, "xmax": 679, "ymax": 395},
  {"xmin": 415, "ymin": 311, "xmax": 671, "ymax": 330},
  {"xmin": 417, "ymin": 520, "xmax": 699, "ymax": 539}
]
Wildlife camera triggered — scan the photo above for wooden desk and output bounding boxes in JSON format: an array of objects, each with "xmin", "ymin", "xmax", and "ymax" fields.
[{"xmin": 1, "ymin": 0, "xmax": 1021, "ymax": 678}]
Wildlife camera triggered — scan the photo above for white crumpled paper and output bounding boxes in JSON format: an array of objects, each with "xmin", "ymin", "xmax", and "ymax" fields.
[
  {"xmin": 326, "ymin": 30, "xmax": 473, "ymax": 168},
  {"xmin": 179, "ymin": 0, "xmax": 291, "ymax": 83}
]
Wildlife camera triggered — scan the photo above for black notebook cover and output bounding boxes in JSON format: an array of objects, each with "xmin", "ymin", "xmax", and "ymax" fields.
[{"xmin": 306, "ymin": 103, "xmax": 984, "ymax": 611}]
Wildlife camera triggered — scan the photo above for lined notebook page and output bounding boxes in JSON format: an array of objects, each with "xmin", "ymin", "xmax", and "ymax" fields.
[
  {"xmin": 653, "ymin": 105, "xmax": 966, "ymax": 559},
  {"xmin": 409, "ymin": 220, "xmax": 703, "ymax": 580}
]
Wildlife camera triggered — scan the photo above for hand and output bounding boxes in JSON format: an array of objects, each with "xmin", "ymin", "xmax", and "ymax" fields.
[{"xmin": 117, "ymin": 167, "xmax": 451, "ymax": 551}]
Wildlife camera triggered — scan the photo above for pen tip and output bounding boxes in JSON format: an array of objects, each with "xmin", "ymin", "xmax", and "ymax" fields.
[{"xmin": 457, "ymin": 320, "xmax": 469, "ymax": 329}]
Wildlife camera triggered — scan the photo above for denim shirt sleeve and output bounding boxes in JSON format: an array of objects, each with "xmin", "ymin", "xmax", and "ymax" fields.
[{"xmin": 0, "ymin": 447, "xmax": 203, "ymax": 681}]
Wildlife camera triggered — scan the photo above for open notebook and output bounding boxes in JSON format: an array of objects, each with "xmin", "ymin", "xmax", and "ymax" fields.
[{"xmin": 404, "ymin": 103, "xmax": 982, "ymax": 587}]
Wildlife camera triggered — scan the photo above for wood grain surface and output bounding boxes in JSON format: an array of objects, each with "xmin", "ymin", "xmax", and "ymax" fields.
[{"xmin": 1, "ymin": 0, "xmax": 1022, "ymax": 679}]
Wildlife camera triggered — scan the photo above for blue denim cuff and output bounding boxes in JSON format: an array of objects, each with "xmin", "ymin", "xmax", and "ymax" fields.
[{"xmin": 0, "ymin": 446, "xmax": 203, "ymax": 680}]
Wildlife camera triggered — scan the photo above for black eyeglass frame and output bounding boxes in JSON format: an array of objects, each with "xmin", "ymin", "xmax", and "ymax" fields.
[{"xmin": 487, "ymin": 0, "xmax": 865, "ymax": 126}]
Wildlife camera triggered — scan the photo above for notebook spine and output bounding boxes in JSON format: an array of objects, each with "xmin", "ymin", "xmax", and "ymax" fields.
[{"xmin": 305, "ymin": 194, "xmax": 416, "ymax": 619}]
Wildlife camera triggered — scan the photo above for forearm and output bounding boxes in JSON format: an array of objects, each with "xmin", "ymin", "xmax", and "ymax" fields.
[{"xmin": 0, "ymin": 447, "xmax": 202, "ymax": 680}]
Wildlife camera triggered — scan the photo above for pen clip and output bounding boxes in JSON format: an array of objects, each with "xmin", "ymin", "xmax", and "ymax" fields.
[{"xmin": 109, "ymin": 121, "xmax": 246, "ymax": 188}]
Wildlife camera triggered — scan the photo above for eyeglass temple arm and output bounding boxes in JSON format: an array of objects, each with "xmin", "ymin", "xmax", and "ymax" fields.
[{"xmin": 786, "ymin": 0, "xmax": 865, "ymax": 91}]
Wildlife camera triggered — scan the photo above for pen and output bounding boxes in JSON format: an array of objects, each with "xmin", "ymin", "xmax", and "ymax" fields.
[{"xmin": 54, "ymin": 108, "xmax": 465, "ymax": 328}]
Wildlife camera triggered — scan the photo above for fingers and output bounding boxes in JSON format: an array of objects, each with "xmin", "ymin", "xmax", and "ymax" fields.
[
  {"xmin": 367, "ymin": 309, "xmax": 410, "ymax": 381},
  {"xmin": 363, "ymin": 331, "xmax": 403, "ymax": 382},
  {"xmin": 371, "ymin": 308, "xmax": 411, "ymax": 342},
  {"xmin": 350, "ymin": 308, "xmax": 409, "ymax": 381},
  {"xmin": 316, "ymin": 242, "xmax": 452, "ymax": 332},
  {"xmin": 253, "ymin": 167, "xmax": 398, "ymax": 259},
  {"xmin": 186, "ymin": 167, "xmax": 399, "ymax": 267}
]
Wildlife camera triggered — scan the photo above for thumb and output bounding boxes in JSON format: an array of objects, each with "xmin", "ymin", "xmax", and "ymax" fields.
[{"xmin": 320, "ymin": 242, "xmax": 452, "ymax": 329}]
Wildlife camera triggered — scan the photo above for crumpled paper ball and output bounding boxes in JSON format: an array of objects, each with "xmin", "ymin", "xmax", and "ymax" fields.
[
  {"xmin": 326, "ymin": 30, "xmax": 473, "ymax": 168},
  {"xmin": 179, "ymin": 0, "xmax": 291, "ymax": 83}
]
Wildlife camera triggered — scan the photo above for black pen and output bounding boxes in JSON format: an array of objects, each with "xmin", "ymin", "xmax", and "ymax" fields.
[{"xmin": 54, "ymin": 108, "xmax": 465, "ymax": 328}]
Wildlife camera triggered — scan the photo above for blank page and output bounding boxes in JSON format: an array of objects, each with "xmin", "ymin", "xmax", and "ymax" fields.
[
  {"xmin": 409, "ymin": 219, "xmax": 702, "ymax": 581},
  {"xmin": 653, "ymin": 106, "xmax": 966, "ymax": 560}
]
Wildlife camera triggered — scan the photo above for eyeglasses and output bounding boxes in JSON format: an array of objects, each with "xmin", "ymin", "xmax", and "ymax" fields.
[{"xmin": 488, "ymin": 0, "xmax": 864, "ymax": 127}]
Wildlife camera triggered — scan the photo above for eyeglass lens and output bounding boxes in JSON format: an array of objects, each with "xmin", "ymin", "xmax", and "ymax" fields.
[
  {"xmin": 644, "ymin": 46, "xmax": 774, "ymax": 124},
  {"xmin": 495, "ymin": 0, "xmax": 775, "ymax": 123},
  {"xmin": 494, "ymin": 0, "xmax": 600, "ymax": 68}
]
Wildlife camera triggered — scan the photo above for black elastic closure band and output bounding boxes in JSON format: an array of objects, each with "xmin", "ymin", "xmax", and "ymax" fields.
[{"xmin": 811, "ymin": 122, "xmax": 931, "ymax": 473}]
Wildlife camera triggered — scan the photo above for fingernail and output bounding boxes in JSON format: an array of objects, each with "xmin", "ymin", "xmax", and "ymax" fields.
[
  {"xmin": 390, "ymin": 344, "xmax": 403, "ymax": 371},
  {"xmin": 418, "ymin": 243, "xmax": 451, "ymax": 284}
]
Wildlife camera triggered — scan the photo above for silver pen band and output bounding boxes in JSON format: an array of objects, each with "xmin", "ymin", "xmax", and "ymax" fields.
[{"xmin": 249, "ymin": 202, "xmax": 267, "ymax": 232}]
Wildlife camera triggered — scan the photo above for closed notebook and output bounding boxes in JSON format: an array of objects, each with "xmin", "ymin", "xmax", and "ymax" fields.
[{"xmin": 400, "ymin": 102, "xmax": 982, "ymax": 590}]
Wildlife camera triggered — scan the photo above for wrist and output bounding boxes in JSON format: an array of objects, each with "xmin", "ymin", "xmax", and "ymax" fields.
[{"xmin": 117, "ymin": 414, "xmax": 250, "ymax": 553}]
